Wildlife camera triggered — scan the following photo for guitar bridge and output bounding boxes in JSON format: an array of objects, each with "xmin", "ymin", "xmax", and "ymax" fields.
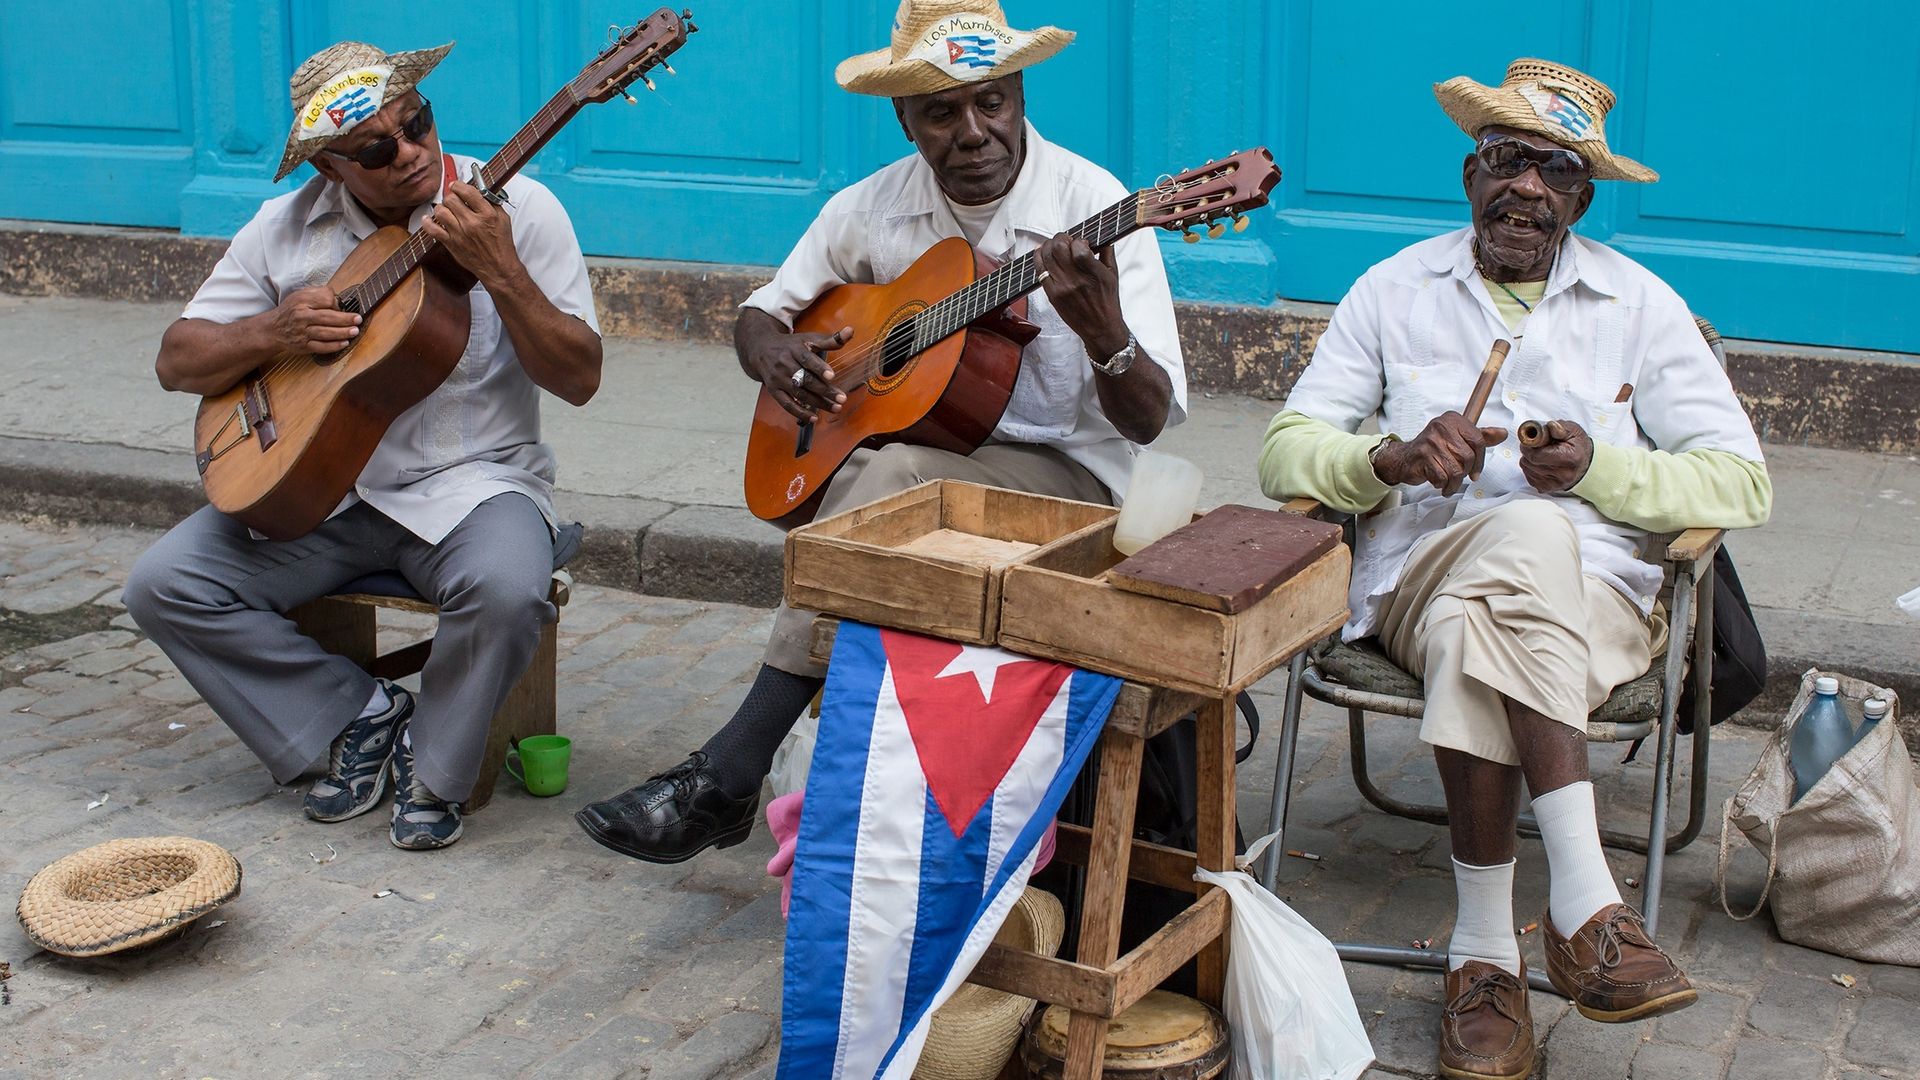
[
  {"xmin": 795, "ymin": 419, "xmax": 813, "ymax": 457},
  {"xmin": 195, "ymin": 376, "xmax": 278, "ymax": 475}
]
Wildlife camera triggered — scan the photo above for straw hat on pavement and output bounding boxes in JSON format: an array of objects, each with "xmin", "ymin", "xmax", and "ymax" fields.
[
  {"xmin": 914, "ymin": 886, "xmax": 1066, "ymax": 1080},
  {"xmin": 17, "ymin": 837, "xmax": 241, "ymax": 958},
  {"xmin": 1434, "ymin": 57, "xmax": 1657, "ymax": 182},
  {"xmin": 273, "ymin": 39, "xmax": 453, "ymax": 181},
  {"xmin": 837, "ymin": 1, "xmax": 1073, "ymax": 97}
]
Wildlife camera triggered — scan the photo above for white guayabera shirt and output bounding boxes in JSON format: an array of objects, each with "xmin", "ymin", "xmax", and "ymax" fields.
[
  {"xmin": 1286, "ymin": 227, "xmax": 1763, "ymax": 638},
  {"xmin": 743, "ymin": 121, "xmax": 1187, "ymax": 499},
  {"xmin": 182, "ymin": 153, "xmax": 600, "ymax": 543}
]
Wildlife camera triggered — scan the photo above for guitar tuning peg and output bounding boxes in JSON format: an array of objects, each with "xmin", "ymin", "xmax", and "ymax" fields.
[
  {"xmin": 642, "ymin": 75, "xmax": 657, "ymax": 92},
  {"xmin": 620, "ymin": 89, "xmax": 639, "ymax": 105},
  {"xmin": 1207, "ymin": 221, "xmax": 1226, "ymax": 240},
  {"xmin": 1232, "ymin": 214, "xmax": 1250, "ymax": 233},
  {"xmin": 1182, "ymin": 229, "xmax": 1201, "ymax": 244}
]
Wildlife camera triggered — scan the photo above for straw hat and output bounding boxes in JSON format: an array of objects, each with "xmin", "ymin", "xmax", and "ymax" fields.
[
  {"xmin": 1434, "ymin": 58, "xmax": 1657, "ymax": 182},
  {"xmin": 837, "ymin": 2, "xmax": 1073, "ymax": 98},
  {"xmin": 17, "ymin": 837, "xmax": 242, "ymax": 958},
  {"xmin": 272, "ymin": 39, "xmax": 453, "ymax": 182},
  {"xmin": 914, "ymin": 886, "xmax": 1066, "ymax": 1080}
]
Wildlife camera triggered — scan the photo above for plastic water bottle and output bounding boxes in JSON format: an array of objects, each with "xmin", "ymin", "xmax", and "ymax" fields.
[
  {"xmin": 1856, "ymin": 698, "xmax": 1890, "ymax": 743},
  {"xmin": 1790, "ymin": 677, "xmax": 1854, "ymax": 802}
]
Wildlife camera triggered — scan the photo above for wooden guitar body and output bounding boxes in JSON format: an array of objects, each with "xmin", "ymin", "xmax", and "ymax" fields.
[
  {"xmin": 743, "ymin": 237, "xmax": 1034, "ymax": 528},
  {"xmin": 193, "ymin": 225, "xmax": 472, "ymax": 540}
]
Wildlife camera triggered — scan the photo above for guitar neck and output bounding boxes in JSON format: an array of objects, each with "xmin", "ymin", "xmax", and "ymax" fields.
[
  {"xmin": 912, "ymin": 191, "xmax": 1144, "ymax": 347},
  {"xmin": 342, "ymin": 88, "xmax": 581, "ymax": 313}
]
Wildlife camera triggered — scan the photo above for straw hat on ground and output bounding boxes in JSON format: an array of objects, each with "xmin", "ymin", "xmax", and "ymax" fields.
[
  {"xmin": 1434, "ymin": 58, "xmax": 1657, "ymax": 182},
  {"xmin": 273, "ymin": 39, "xmax": 453, "ymax": 182},
  {"xmin": 17, "ymin": 837, "xmax": 241, "ymax": 958},
  {"xmin": 837, "ymin": 1, "xmax": 1073, "ymax": 98},
  {"xmin": 914, "ymin": 886, "xmax": 1066, "ymax": 1080}
]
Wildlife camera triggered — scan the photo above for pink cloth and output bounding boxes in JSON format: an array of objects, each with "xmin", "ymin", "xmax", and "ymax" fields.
[{"xmin": 766, "ymin": 792, "xmax": 1057, "ymax": 918}]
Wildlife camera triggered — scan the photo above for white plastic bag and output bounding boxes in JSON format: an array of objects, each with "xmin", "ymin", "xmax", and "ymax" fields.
[
  {"xmin": 767, "ymin": 707, "xmax": 819, "ymax": 799},
  {"xmin": 1897, "ymin": 585, "xmax": 1920, "ymax": 621},
  {"xmin": 1193, "ymin": 833, "xmax": 1374, "ymax": 1080}
]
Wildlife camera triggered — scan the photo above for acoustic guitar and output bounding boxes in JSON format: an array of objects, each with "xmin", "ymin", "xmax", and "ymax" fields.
[
  {"xmin": 743, "ymin": 148, "xmax": 1281, "ymax": 528},
  {"xmin": 193, "ymin": 10, "xmax": 696, "ymax": 541}
]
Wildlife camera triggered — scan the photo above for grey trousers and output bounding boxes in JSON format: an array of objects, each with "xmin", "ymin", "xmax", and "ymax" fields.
[
  {"xmin": 761, "ymin": 441, "xmax": 1112, "ymax": 677},
  {"xmin": 123, "ymin": 494, "xmax": 556, "ymax": 803}
]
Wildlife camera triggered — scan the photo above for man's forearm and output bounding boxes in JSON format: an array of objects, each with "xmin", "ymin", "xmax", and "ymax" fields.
[
  {"xmin": 155, "ymin": 316, "xmax": 281, "ymax": 396},
  {"xmin": 735, "ymin": 307, "xmax": 789, "ymax": 378},
  {"xmin": 1090, "ymin": 344, "xmax": 1173, "ymax": 444},
  {"xmin": 488, "ymin": 269, "xmax": 602, "ymax": 406}
]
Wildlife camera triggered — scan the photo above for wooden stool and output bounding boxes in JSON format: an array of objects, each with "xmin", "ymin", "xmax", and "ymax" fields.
[
  {"xmin": 809, "ymin": 619, "xmax": 1240, "ymax": 1080},
  {"xmin": 290, "ymin": 569, "xmax": 571, "ymax": 812}
]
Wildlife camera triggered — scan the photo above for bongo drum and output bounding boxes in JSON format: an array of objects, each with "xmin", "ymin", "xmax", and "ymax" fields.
[{"xmin": 1019, "ymin": 990, "xmax": 1230, "ymax": 1079}]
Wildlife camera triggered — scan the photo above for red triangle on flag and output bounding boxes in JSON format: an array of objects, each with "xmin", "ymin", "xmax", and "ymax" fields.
[{"xmin": 880, "ymin": 629, "xmax": 1072, "ymax": 839}]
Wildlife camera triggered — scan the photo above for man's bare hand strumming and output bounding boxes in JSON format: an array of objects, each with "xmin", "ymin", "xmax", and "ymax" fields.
[{"xmin": 736, "ymin": 308, "xmax": 852, "ymax": 423}]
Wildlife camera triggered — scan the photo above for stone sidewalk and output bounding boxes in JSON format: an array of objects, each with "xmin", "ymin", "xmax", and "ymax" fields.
[{"xmin": 3, "ymin": 517, "xmax": 1916, "ymax": 1079}]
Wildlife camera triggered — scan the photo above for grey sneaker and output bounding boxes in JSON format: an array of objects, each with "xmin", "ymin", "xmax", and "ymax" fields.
[
  {"xmin": 303, "ymin": 680, "xmax": 412, "ymax": 823},
  {"xmin": 389, "ymin": 731, "xmax": 463, "ymax": 850}
]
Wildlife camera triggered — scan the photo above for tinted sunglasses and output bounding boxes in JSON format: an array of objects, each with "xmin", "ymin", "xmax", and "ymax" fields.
[
  {"xmin": 1475, "ymin": 134, "xmax": 1591, "ymax": 193},
  {"xmin": 325, "ymin": 97, "xmax": 434, "ymax": 170}
]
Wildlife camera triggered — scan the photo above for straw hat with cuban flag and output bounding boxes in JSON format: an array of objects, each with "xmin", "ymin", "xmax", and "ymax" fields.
[
  {"xmin": 272, "ymin": 39, "xmax": 453, "ymax": 182},
  {"xmin": 1433, "ymin": 57, "xmax": 1658, "ymax": 183},
  {"xmin": 836, "ymin": 1, "xmax": 1073, "ymax": 97}
]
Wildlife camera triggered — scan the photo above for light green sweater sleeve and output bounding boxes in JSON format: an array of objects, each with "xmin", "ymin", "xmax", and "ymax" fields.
[
  {"xmin": 1258, "ymin": 409, "xmax": 1393, "ymax": 514},
  {"xmin": 1569, "ymin": 442, "xmax": 1773, "ymax": 533}
]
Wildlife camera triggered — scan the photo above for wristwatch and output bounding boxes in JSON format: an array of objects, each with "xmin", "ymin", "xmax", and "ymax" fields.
[{"xmin": 1092, "ymin": 332, "xmax": 1137, "ymax": 377}]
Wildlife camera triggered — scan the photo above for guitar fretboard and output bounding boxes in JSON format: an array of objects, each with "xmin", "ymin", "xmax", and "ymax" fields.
[
  {"xmin": 901, "ymin": 192, "xmax": 1144, "ymax": 355},
  {"xmin": 340, "ymin": 91, "xmax": 578, "ymax": 313}
]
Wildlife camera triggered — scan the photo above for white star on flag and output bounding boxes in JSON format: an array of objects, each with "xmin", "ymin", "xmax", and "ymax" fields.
[{"xmin": 934, "ymin": 644, "xmax": 1029, "ymax": 702}]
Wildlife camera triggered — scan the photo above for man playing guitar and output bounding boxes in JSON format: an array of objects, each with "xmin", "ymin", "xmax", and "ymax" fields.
[
  {"xmin": 125, "ymin": 39, "xmax": 603, "ymax": 850},
  {"xmin": 576, "ymin": 1, "xmax": 1186, "ymax": 864}
]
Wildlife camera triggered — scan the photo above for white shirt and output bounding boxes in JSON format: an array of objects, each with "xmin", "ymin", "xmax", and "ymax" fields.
[
  {"xmin": 1286, "ymin": 226, "xmax": 1764, "ymax": 638},
  {"xmin": 742, "ymin": 121, "xmax": 1187, "ymax": 498},
  {"xmin": 181, "ymin": 153, "xmax": 600, "ymax": 543}
]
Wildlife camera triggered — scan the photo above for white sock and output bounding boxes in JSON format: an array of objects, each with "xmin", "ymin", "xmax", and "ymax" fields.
[
  {"xmin": 358, "ymin": 682, "xmax": 391, "ymax": 720},
  {"xmin": 1534, "ymin": 781, "xmax": 1623, "ymax": 935},
  {"xmin": 1449, "ymin": 857, "xmax": 1521, "ymax": 975}
]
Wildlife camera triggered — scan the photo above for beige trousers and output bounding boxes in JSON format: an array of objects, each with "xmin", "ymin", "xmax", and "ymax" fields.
[
  {"xmin": 761, "ymin": 441, "xmax": 1111, "ymax": 677},
  {"xmin": 1376, "ymin": 500, "xmax": 1666, "ymax": 766}
]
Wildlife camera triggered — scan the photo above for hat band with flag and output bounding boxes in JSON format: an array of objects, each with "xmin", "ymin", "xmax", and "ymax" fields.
[{"xmin": 836, "ymin": 3, "xmax": 1074, "ymax": 97}]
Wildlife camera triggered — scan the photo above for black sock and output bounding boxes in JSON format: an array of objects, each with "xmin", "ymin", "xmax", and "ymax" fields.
[{"xmin": 699, "ymin": 666, "xmax": 824, "ymax": 798}]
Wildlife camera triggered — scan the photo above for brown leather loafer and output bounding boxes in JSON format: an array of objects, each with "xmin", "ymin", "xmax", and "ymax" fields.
[
  {"xmin": 1543, "ymin": 903, "xmax": 1697, "ymax": 1022},
  {"xmin": 1439, "ymin": 960, "xmax": 1535, "ymax": 1080}
]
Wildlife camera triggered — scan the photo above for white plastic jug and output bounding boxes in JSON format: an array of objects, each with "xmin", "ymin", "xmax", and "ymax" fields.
[{"xmin": 1113, "ymin": 450, "xmax": 1202, "ymax": 556}]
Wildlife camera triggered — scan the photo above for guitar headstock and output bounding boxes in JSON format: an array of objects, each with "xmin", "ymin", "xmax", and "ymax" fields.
[
  {"xmin": 572, "ymin": 8, "xmax": 697, "ymax": 104},
  {"xmin": 1135, "ymin": 148, "xmax": 1280, "ymax": 241}
]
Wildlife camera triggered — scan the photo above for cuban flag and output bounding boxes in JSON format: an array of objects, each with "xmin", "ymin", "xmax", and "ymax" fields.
[
  {"xmin": 325, "ymin": 86, "xmax": 378, "ymax": 131},
  {"xmin": 945, "ymin": 34, "xmax": 999, "ymax": 70},
  {"xmin": 778, "ymin": 621, "xmax": 1120, "ymax": 1079}
]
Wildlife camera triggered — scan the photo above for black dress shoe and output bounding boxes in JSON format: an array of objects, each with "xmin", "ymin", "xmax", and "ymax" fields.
[{"xmin": 574, "ymin": 751, "xmax": 758, "ymax": 864}]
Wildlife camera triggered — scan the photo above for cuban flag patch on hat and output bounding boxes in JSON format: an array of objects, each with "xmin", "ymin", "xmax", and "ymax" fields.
[
  {"xmin": 298, "ymin": 65, "xmax": 393, "ymax": 140},
  {"xmin": 776, "ymin": 621, "xmax": 1120, "ymax": 1079},
  {"xmin": 906, "ymin": 13, "xmax": 1035, "ymax": 79},
  {"xmin": 1517, "ymin": 82, "xmax": 1594, "ymax": 141}
]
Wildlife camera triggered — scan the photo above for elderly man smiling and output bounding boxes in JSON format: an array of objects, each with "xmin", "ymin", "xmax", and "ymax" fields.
[{"xmin": 1260, "ymin": 59, "xmax": 1771, "ymax": 1080}]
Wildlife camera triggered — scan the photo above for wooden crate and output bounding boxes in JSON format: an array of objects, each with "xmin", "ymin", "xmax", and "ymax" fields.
[
  {"xmin": 999, "ymin": 518, "xmax": 1352, "ymax": 695},
  {"xmin": 785, "ymin": 480, "xmax": 1116, "ymax": 644}
]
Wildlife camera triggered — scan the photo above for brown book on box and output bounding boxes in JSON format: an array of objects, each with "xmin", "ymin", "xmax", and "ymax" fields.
[{"xmin": 1107, "ymin": 504, "xmax": 1343, "ymax": 614}]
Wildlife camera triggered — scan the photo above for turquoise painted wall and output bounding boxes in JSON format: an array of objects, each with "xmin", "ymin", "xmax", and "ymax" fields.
[{"xmin": 3, "ymin": 1, "xmax": 1916, "ymax": 353}]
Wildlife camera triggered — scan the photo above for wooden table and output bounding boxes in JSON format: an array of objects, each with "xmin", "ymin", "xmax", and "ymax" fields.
[{"xmin": 808, "ymin": 617, "xmax": 1249, "ymax": 1080}]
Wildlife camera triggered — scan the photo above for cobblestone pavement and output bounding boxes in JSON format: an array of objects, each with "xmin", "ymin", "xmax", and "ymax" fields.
[{"xmin": 1, "ymin": 517, "xmax": 1914, "ymax": 1080}]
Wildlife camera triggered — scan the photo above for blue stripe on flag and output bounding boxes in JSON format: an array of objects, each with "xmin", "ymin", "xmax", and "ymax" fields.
[{"xmin": 780, "ymin": 621, "xmax": 887, "ymax": 1072}]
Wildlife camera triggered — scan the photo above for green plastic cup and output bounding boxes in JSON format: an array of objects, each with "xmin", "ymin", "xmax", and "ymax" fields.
[{"xmin": 505, "ymin": 734, "xmax": 572, "ymax": 797}]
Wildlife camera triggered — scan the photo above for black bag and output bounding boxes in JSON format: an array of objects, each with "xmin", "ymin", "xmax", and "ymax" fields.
[{"xmin": 1677, "ymin": 546, "xmax": 1766, "ymax": 732}]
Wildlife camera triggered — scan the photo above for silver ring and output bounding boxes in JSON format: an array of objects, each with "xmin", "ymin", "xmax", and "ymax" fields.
[
  {"xmin": 1036, "ymin": 269, "xmax": 1051, "ymax": 285},
  {"xmin": 790, "ymin": 368, "xmax": 808, "ymax": 388}
]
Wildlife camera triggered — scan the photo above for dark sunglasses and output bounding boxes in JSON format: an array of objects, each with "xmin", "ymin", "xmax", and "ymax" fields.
[
  {"xmin": 1475, "ymin": 135, "xmax": 1591, "ymax": 193},
  {"xmin": 324, "ymin": 97, "xmax": 434, "ymax": 170}
]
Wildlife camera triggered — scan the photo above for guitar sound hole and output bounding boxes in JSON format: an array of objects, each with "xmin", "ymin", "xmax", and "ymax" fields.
[{"xmin": 877, "ymin": 322, "xmax": 918, "ymax": 378}]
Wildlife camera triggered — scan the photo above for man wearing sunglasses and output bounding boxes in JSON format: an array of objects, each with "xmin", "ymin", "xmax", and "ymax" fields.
[
  {"xmin": 1259, "ymin": 59, "xmax": 1771, "ymax": 1080},
  {"xmin": 126, "ymin": 41, "xmax": 602, "ymax": 852}
]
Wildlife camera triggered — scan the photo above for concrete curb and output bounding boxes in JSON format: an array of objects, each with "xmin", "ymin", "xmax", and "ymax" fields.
[
  {"xmin": 6, "ymin": 434, "xmax": 1917, "ymax": 738},
  {"xmin": 5, "ymin": 220, "xmax": 1918, "ymax": 454}
]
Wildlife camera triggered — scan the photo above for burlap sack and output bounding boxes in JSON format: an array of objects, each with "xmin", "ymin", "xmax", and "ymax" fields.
[{"xmin": 1716, "ymin": 670, "xmax": 1920, "ymax": 965}]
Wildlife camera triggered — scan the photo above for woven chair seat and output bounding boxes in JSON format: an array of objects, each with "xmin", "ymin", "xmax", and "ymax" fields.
[
  {"xmin": 17, "ymin": 836, "xmax": 241, "ymax": 957},
  {"xmin": 1314, "ymin": 638, "xmax": 1665, "ymax": 731}
]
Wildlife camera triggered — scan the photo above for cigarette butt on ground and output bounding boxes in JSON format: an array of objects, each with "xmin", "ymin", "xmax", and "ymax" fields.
[
  {"xmin": 1518, "ymin": 921, "xmax": 1539, "ymax": 936},
  {"xmin": 1286, "ymin": 849, "xmax": 1322, "ymax": 861}
]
